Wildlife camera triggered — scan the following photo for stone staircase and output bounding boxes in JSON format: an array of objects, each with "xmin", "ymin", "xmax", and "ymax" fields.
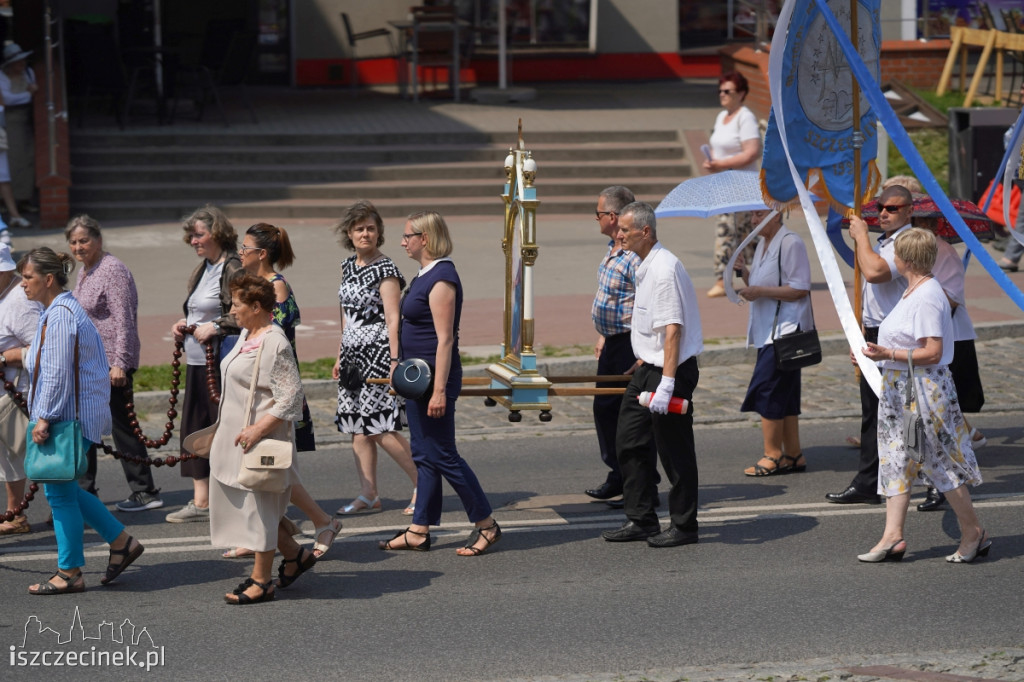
[{"xmin": 69, "ymin": 130, "xmax": 692, "ymax": 221}]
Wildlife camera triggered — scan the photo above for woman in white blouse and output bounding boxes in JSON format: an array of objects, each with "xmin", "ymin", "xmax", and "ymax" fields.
[
  {"xmin": 859, "ymin": 228, "xmax": 987, "ymax": 564},
  {"xmin": 703, "ymin": 71, "xmax": 762, "ymax": 298},
  {"xmin": 735, "ymin": 210, "xmax": 812, "ymax": 477}
]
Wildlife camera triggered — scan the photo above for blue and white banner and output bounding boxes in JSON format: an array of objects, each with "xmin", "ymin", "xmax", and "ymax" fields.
[
  {"xmin": 765, "ymin": 0, "xmax": 883, "ymax": 393},
  {"xmin": 761, "ymin": 0, "xmax": 881, "ymax": 213}
]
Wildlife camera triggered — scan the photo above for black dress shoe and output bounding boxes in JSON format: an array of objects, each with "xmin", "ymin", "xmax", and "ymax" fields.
[
  {"xmin": 601, "ymin": 521, "xmax": 660, "ymax": 542},
  {"xmin": 647, "ymin": 527, "xmax": 698, "ymax": 548},
  {"xmin": 917, "ymin": 487, "xmax": 946, "ymax": 512},
  {"xmin": 585, "ymin": 481, "xmax": 623, "ymax": 500},
  {"xmin": 824, "ymin": 485, "xmax": 882, "ymax": 505}
]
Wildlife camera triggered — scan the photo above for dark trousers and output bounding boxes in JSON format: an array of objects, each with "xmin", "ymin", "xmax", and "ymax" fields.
[
  {"xmin": 79, "ymin": 372, "xmax": 157, "ymax": 496},
  {"xmin": 406, "ymin": 396, "xmax": 492, "ymax": 527},
  {"xmin": 851, "ymin": 327, "xmax": 880, "ymax": 494},
  {"xmin": 594, "ymin": 332, "xmax": 649, "ymax": 488},
  {"xmin": 615, "ymin": 358, "xmax": 699, "ymax": 532}
]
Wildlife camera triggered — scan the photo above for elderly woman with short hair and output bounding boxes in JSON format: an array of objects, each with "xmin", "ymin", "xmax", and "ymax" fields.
[
  {"xmin": 859, "ymin": 228, "xmax": 988, "ymax": 564},
  {"xmin": 168, "ymin": 206, "xmax": 243, "ymax": 524},
  {"xmin": 209, "ymin": 274, "xmax": 311, "ymax": 604},
  {"xmin": 65, "ymin": 214, "xmax": 162, "ymax": 512}
]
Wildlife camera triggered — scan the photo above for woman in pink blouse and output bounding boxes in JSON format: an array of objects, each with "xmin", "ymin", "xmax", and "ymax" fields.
[{"xmin": 66, "ymin": 215, "xmax": 163, "ymax": 513}]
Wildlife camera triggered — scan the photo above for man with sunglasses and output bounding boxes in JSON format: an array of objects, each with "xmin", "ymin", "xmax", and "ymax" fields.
[
  {"xmin": 586, "ymin": 186, "xmax": 657, "ymax": 506},
  {"xmin": 826, "ymin": 184, "xmax": 913, "ymax": 505}
]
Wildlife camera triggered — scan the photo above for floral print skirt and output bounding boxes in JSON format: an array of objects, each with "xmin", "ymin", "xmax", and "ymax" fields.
[{"xmin": 877, "ymin": 365, "xmax": 982, "ymax": 497}]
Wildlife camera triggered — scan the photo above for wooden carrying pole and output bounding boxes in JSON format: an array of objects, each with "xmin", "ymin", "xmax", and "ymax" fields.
[{"xmin": 851, "ymin": 0, "xmax": 864, "ymax": 378}]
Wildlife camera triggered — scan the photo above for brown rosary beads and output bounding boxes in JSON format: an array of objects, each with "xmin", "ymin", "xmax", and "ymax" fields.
[{"xmin": 0, "ymin": 325, "xmax": 223, "ymax": 522}]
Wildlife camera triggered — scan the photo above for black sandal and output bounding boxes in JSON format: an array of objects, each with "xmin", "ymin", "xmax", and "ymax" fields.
[
  {"xmin": 457, "ymin": 521, "xmax": 502, "ymax": 556},
  {"xmin": 276, "ymin": 547, "xmax": 316, "ymax": 588},
  {"xmin": 744, "ymin": 455, "xmax": 784, "ymax": 477},
  {"xmin": 225, "ymin": 577, "xmax": 275, "ymax": 605},
  {"xmin": 100, "ymin": 536, "xmax": 145, "ymax": 585},
  {"xmin": 379, "ymin": 527, "xmax": 431, "ymax": 552},
  {"xmin": 780, "ymin": 453, "xmax": 807, "ymax": 473},
  {"xmin": 29, "ymin": 570, "xmax": 85, "ymax": 595}
]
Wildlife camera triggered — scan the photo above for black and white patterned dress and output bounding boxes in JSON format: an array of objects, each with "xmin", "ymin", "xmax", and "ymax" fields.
[{"xmin": 335, "ymin": 254, "xmax": 406, "ymax": 435}]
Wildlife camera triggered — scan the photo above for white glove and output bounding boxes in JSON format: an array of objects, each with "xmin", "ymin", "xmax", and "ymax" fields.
[{"xmin": 648, "ymin": 376, "xmax": 675, "ymax": 414}]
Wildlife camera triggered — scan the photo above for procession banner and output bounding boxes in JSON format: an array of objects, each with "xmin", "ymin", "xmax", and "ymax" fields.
[
  {"xmin": 765, "ymin": 0, "xmax": 882, "ymax": 394},
  {"xmin": 812, "ymin": 0, "xmax": 1024, "ymax": 313},
  {"xmin": 761, "ymin": 0, "xmax": 881, "ymax": 213}
]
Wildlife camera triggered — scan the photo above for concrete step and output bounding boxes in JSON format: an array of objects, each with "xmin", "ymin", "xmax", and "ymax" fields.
[
  {"xmin": 69, "ymin": 129, "xmax": 681, "ymax": 148},
  {"xmin": 70, "ymin": 194, "xmax": 671, "ymax": 221},
  {"xmin": 69, "ymin": 177, "xmax": 686, "ymax": 204},
  {"xmin": 70, "ymin": 141, "xmax": 686, "ymax": 167},
  {"xmin": 70, "ymin": 159, "xmax": 692, "ymax": 184}
]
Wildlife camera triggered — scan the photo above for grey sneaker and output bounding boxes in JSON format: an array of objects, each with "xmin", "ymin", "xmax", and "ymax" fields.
[
  {"xmin": 115, "ymin": 490, "xmax": 164, "ymax": 513},
  {"xmin": 165, "ymin": 499, "xmax": 209, "ymax": 523}
]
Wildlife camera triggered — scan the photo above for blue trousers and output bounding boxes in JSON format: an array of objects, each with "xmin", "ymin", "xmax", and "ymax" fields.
[
  {"xmin": 45, "ymin": 479, "xmax": 125, "ymax": 570},
  {"xmin": 406, "ymin": 396, "xmax": 492, "ymax": 527}
]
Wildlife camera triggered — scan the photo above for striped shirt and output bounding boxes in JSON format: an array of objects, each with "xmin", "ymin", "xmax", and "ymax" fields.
[
  {"xmin": 25, "ymin": 292, "xmax": 112, "ymax": 443},
  {"xmin": 592, "ymin": 241, "xmax": 640, "ymax": 337}
]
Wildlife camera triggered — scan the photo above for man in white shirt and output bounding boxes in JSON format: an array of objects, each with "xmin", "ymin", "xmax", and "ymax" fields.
[
  {"xmin": 601, "ymin": 202, "xmax": 703, "ymax": 548},
  {"xmin": 825, "ymin": 185, "xmax": 913, "ymax": 505}
]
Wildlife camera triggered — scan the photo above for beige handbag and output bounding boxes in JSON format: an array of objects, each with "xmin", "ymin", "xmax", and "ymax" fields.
[
  {"xmin": 0, "ymin": 369, "xmax": 28, "ymax": 458},
  {"xmin": 182, "ymin": 422, "xmax": 217, "ymax": 458},
  {"xmin": 235, "ymin": 337, "xmax": 293, "ymax": 493}
]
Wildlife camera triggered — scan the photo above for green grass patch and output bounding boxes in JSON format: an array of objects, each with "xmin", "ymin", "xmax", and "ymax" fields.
[{"xmin": 887, "ymin": 128, "xmax": 949, "ymax": 195}]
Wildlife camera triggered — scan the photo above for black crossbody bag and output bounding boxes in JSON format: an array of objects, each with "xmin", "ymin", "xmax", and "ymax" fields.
[{"xmin": 771, "ymin": 234, "xmax": 822, "ymax": 371}]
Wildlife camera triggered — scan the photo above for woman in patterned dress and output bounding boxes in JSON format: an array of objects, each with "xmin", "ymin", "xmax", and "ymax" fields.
[
  {"xmin": 221, "ymin": 223, "xmax": 342, "ymax": 560},
  {"xmin": 333, "ymin": 201, "xmax": 417, "ymax": 515},
  {"xmin": 859, "ymin": 228, "xmax": 988, "ymax": 564}
]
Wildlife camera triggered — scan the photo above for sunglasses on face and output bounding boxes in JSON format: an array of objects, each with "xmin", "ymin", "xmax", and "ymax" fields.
[{"xmin": 879, "ymin": 204, "xmax": 909, "ymax": 214}]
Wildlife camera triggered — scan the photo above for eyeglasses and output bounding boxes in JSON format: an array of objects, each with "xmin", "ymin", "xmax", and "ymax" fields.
[
  {"xmin": 402, "ymin": 232, "xmax": 422, "ymax": 240},
  {"xmin": 595, "ymin": 210, "xmax": 617, "ymax": 219},
  {"xmin": 718, "ymin": 89, "xmax": 738, "ymax": 95},
  {"xmin": 879, "ymin": 204, "xmax": 909, "ymax": 214},
  {"xmin": 239, "ymin": 245, "xmax": 263, "ymax": 253}
]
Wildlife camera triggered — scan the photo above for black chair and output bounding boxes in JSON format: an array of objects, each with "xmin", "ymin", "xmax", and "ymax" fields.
[
  {"xmin": 341, "ymin": 12, "xmax": 396, "ymax": 91},
  {"xmin": 172, "ymin": 20, "xmax": 258, "ymax": 126},
  {"xmin": 406, "ymin": 8, "xmax": 467, "ymax": 101}
]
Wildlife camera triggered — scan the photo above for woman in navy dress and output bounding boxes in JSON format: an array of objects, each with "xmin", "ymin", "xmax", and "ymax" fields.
[{"xmin": 378, "ymin": 211, "xmax": 500, "ymax": 556}]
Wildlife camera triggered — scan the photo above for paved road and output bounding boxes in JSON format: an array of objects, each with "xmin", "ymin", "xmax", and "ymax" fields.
[{"xmin": 1, "ymin": 414, "xmax": 1022, "ymax": 681}]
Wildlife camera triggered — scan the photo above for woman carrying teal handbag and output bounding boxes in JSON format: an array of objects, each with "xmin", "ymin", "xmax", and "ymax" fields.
[{"xmin": 9, "ymin": 247, "xmax": 146, "ymax": 595}]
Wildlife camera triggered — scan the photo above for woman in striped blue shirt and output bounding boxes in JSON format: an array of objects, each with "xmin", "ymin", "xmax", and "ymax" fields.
[{"xmin": 14, "ymin": 247, "xmax": 146, "ymax": 594}]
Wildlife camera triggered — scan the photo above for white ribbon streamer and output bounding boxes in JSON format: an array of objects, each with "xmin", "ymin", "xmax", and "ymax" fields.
[{"xmin": 724, "ymin": 211, "xmax": 779, "ymax": 304}]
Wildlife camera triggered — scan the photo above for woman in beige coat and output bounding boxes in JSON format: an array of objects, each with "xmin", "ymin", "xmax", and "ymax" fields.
[{"xmin": 207, "ymin": 274, "xmax": 314, "ymax": 604}]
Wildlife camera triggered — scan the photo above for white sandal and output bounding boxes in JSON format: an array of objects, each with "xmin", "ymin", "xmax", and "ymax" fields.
[
  {"xmin": 402, "ymin": 487, "xmax": 417, "ymax": 516},
  {"xmin": 337, "ymin": 495, "xmax": 381, "ymax": 515},
  {"xmin": 313, "ymin": 518, "xmax": 343, "ymax": 558},
  {"xmin": 969, "ymin": 427, "xmax": 987, "ymax": 448}
]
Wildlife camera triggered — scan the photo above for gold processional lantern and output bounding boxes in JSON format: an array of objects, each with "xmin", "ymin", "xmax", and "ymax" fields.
[
  {"xmin": 472, "ymin": 122, "xmax": 630, "ymax": 422},
  {"xmin": 484, "ymin": 121, "xmax": 553, "ymax": 422}
]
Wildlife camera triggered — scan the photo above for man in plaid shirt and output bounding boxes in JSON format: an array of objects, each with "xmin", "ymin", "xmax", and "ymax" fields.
[{"xmin": 587, "ymin": 186, "xmax": 656, "ymax": 505}]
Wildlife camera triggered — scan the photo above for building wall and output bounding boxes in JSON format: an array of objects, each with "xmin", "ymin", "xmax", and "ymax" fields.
[{"xmin": 596, "ymin": 0, "xmax": 678, "ymax": 54}]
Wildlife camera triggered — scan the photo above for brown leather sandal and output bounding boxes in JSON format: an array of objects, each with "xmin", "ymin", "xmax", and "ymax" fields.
[{"xmin": 29, "ymin": 570, "xmax": 85, "ymax": 595}]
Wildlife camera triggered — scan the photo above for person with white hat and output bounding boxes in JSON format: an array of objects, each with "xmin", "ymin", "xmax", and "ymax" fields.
[
  {"xmin": 0, "ymin": 242, "xmax": 42, "ymax": 535},
  {"xmin": 0, "ymin": 42, "xmax": 35, "ymax": 230}
]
